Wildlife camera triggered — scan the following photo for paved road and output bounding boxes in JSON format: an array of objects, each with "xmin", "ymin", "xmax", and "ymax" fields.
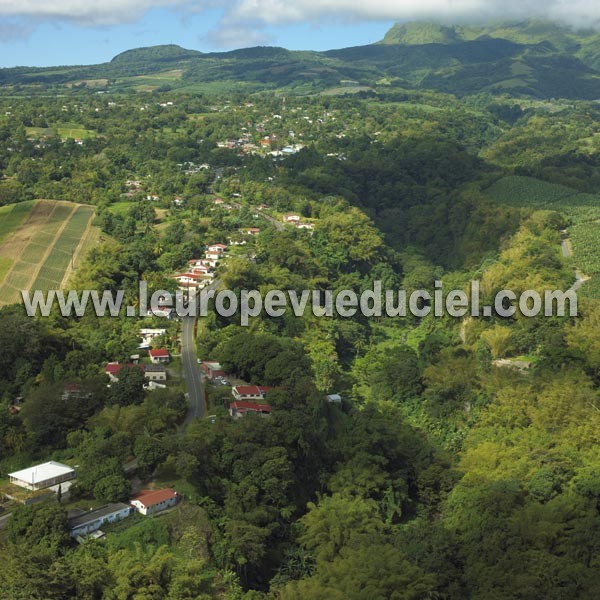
[
  {"xmin": 255, "ymin": 209, "xmax": 284, "ymax": 231},
  {"xmin": 181, "ymin": 315, "xmax": 204, "ymax": 426}
]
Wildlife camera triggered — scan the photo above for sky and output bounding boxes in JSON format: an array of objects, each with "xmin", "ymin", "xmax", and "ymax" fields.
[{"xmin": 0, "ymin": 0, "xmax": 599, "ymax": 68}]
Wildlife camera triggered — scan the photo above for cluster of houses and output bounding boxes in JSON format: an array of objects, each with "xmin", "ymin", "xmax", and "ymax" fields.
[
  {"xmin": 105, "ymin": 362, "xmax": 167, "ymax": 383},
  {"xmin": 173, "ymin": 243, "xmax": 227, "ymax": 291},
  {"xmin": 69, "ymin": 488, "xmax": 179, "ymax": 540},
  {"xmin": 282, "ymin": 214, "xmax": 315, "ymax": 231},
  {"xmin": 5, "ymin": 460, "xmax": 180, "ymax": 540},
  {"xmin": 229, "ymin": 386, "xmax": 273, "ymax": 419}
]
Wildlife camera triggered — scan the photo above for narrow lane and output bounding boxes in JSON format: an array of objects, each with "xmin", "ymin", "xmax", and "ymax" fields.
[{"xmin": 181, "ymin": 315, "xmax": 204, "ymax": 427}]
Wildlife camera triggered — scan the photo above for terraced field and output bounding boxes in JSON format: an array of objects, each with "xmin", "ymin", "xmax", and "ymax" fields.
[
  {"xmin": 0, "ymin": 200, "xmax": 96, "ymax": 305},
  {"xmin": 485, "ymin": 175, "xmax": 600, "ymax": 298}
]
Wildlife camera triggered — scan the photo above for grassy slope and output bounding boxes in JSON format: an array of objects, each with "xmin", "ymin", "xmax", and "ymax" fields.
[{"xmin": 485, "ymin": 175, "xmax": 600, "ymax": 297}]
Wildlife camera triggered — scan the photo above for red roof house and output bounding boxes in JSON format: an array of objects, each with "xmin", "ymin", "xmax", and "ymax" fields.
[
  {"xmin": 105, "ymin": 363, "xmax": 145, "ymax": 382},
  {"xmin": 130, "ymin": 489, "xmax": 178, "ymax": 515},
  {"xmin": 229, "ymin": 401, "xmax": 272, "ymax": 419},
  {"xmin": 231, "ymin": 385, "xmax": 273, "ymax": 402},
  {"xmin": 148, "ymin": 349, "xmax": 170, "ymax": 364}
]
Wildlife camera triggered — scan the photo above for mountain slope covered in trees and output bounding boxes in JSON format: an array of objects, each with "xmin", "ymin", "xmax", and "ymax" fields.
[{"xmin": 3, "ymin": 20, "xmax": 600, "ymax": 99}]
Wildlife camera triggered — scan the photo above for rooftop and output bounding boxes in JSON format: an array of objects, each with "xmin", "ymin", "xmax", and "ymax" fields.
[
  {"xmin": 9, "ymin": 461, "xmax": 75, "ymax": 485},
  {"xmin": 149, "ymin": 348, "xmax": 169, "ymax": 358},
  {"xmin": 230, "ymin": 401, "xmax": 272, "ymax": 413},
  {"xmin": 68, "ymin": 503, "xmax": 131, "ymax": 529},
  {"xmin": 132, "ymin": 488, "xmax": 177, "ymax": 508},
  {"xmin": 233, "ymin": 385, "xmax": 272, "ymax": 396},
  {"xmin": 105, "ymin": 363, "xmax": 144, "ymax": 375}
]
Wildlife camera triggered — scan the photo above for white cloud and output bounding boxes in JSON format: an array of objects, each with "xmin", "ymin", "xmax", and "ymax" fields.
[
  {"xmin": 205, "ymin": 22, "xmax": 273, "ymax": 48},
  {"xmin": 1, "ymin": 0, "xmax": 600, "ymax": 47},
  {"xmin": 0, "ymin": 0, "xmax": 186, "ymax": 26},
  {"xmin": 228, "ymin": 0, "xmax": 600, "ymax": 29}
]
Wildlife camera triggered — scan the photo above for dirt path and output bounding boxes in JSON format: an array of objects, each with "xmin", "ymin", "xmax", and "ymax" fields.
[
  {"xmin": 561, "ymin": 236, "xmax": 589, "ymax": 292},
  {"xmin": 59, "ymin": 209, "xmax": 96, "ymax": 289}
]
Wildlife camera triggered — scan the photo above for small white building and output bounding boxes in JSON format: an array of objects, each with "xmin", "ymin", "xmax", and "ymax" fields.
[
  {"xmin": 69, "ymin": 503, "xmax": 132, "ymax": 538},
  {"xmin": 149, "ymin": 348, "xmax": 170, "ymax": 364},
  {"xmin": 145, "ymin": 365, "xmax": 167, "ymax": 382},
  {"xmin": 131, "ymin": 489, "xmax": 178, "ymax": 516},
  {"xmin": 207, "ymin": 243, "xmax": 227, "ymax": 254},
  {"xmin": 9, "ymin": 461, "xmax": 76, "ymax": 491},
  {"xmin": 326, "ymin": 394, "xmax": 342, "ymax": 404}
]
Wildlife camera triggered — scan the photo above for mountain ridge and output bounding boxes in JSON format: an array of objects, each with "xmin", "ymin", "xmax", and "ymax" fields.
[{"xmin": 2, "ymin": 20, "xmax": 600, "ymax": 100}]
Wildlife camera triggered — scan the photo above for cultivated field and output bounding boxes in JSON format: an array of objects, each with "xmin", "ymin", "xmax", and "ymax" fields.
[
  {"xmin": 0, "ymin": 200, "xmax": 96, "ymax": 305},
  {"xmin": 485, "ymin": 175, "xmax": 600, "ymax": 298}
]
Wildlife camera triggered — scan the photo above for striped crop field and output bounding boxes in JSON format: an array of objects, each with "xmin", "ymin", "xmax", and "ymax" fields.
[
  {"xmin": 0, "ymin": 200, "xmax": 97, "ymax": 306},
  {"xmin": 485, "ymin": 175, "xmax": 600, "ymax": 298}
]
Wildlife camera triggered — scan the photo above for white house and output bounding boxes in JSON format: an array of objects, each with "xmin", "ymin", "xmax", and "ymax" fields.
[
  {"xmin": 174, "ymin": 273, "xmax": 201, "ymax": 287},
  {"xmin": 206, "ymin": 243, "xmax": 227, "ymax": 254},
  {"xmin": 69, "ymin": 503, "xmax": 132, "ymax": 538},
  {"xmin": 296, "ymin": 222, "xmax": 315, "ymax": 230},
  {"xmin": 283, "ymin": 214, "xmax": 300, "ymax": 223},
  {"xmin": 131, "ymin": 489, "xmax": 178, "ymax": 516},
  {"xmin": 145, "ymin": 365, "xmax": 167, "ymax": 382},
  {"xmin": 148, "ymin": 348, "xmax": 170, "ymax": 364}
]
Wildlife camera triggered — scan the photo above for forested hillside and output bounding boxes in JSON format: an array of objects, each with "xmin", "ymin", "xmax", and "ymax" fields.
[{"xmin": 3, "ymin": 20, "xmax": 600, "ymax": 99}]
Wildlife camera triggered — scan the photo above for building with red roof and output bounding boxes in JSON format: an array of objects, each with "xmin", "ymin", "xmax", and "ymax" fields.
[
  {"xmin": 130, "ymin": 488, "xmax": 178, "ymax": 515},
  {"xmin": 105, "ymin": 363, "xmax": 144, "ymax": 383},
  {"xmin": 231, "ymin": 385, "xmax": 273, "ymax": 402},
  {"xmin": 229, "ymin": 401, "xmax": 272, "ymax": 419},
  {"xmin": 148, "ymin": 348, "xmax": 170, "ymax": 364}
]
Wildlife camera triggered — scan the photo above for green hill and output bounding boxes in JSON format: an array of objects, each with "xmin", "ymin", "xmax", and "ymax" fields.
[
  {"xmin": 3, "ymin": 20, "xmax": 600, "ymax": 99},
  {"xmin": 110, "ymin": 44, "xmax": 203, "ymax": 64}
]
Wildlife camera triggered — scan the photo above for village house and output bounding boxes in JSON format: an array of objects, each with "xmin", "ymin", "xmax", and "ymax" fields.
[
  {"xmin": 200, "ymin": 257, "xmax": 218, "ymax": 268},
  {"xmin": 148, "ymin": 348, "xmax": 170, "ymax": 364},
  {"xmin": 188, "ymin": 259, "xmax": 209, "ymax": 270},
  {"xmin": 207, "ymin": 243, "xmax": 227, "ymax": 254},
  {"xmin": 173, "ymin": 272, "xmax": 201, "ymax": 287},
  {"xmin": 139, "ymin": 328, "xmax": 166, "ymax": 349},
  {"xmin": 205, "ymin": 250, "xmax": 222, "ymax": 261},
  {"xmin": 105, "ymin": 363, "xmax": 166, "ymax": 383},
  {"xmin": 240, "ymin": 227, "xmax": 260, "ymax": 236},
  {"xmin": 283, "ymin": 214, "xmax": 301, "ymax": 223},
  {"xmin": 200, "ymin": 361, "xmax": 227, "ymax": 381},
  {"xmin": 69, "ymin": 503, "xmax": 132, "ymax": 538},
  {"xmin": 105, "ymin": 363, "xmax": 144, "ymax": 383},
  {"xmin": 130, "ymin": 489, "xmax": 179, "ymax": 516},
  {"xmin": 231, "ymin": 385, "xmax": 273, "ymax": 402},
  {"xmin": 145, "ymin": 364, "xmax": 167, "ymax": 382},
  {"xmin": 296, "ymin": 222, "xmax": 315, "ymax": 231},
  {"xmin": 229, "ymin": 401, "xmax": 272, "ymax": 419}
]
